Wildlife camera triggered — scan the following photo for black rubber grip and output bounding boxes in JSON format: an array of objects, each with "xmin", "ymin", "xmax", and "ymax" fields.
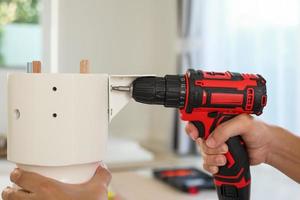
[
  {"xmin": 215, "ymin": 136, "xmax": 251, "ymax": 200},
  {"xmin": 191, "ymin": 115, "xmax": 251, "ymax": 200}
]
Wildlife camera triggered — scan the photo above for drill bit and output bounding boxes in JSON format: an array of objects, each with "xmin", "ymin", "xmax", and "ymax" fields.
[{"xmin": 111, "ymin": 85, "xmax": 132, "ymax": 92}]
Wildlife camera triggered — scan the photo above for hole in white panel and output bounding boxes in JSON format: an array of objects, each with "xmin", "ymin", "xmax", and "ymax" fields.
[
  {"xmin": 52, "ymin": 87, "xmax": 57, "ymax": 91},
  {"xmin": 14, "ymin": 109, "xmax": 20, "ymax": 120},
  {"xmin": 52, "ymin": 113, "xmax": 57, "ymax": 118}
]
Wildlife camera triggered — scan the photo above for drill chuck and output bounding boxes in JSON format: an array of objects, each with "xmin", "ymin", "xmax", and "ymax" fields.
[{"xmin": 132, "ymin": 75, "xmax": 186, "ymax": 108}]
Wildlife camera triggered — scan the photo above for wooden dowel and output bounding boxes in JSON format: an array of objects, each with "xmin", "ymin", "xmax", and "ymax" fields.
[
  {"xmin": 32, "ymin": 61, "xmax": 41, "ymax": 73},
  {"xmin": 80, "ymin": 59, "xmax": 90, "ymax": 73}
]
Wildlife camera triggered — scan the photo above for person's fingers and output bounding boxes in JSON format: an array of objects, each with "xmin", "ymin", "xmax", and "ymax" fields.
[
  {"xmin": 196, "ymin": 138, "xmax": 228, "ymax": 155},
  {"xmin": 2, "ymin": 186, "xmax": 34, "ymax": 200},
  {"xmin": 202, "ymin": 153, "xmax": 227, "ymax": 166},
  {"xmin": 1, "ymin": 187, "xmax": 10, "ymax": 200},
  {"xmin": 88, "ymin": 164, "xmax": 112, "ymax": 188},
  {"xmin": 206, "ymin": 114, "xmax": 254, "ymax": 148},
  {"xmin": 10, "ymin": 169, "xmax": 56, "ymax": 193},
  {"xmin": 185, "ymin": 122, "xmax": 199, "ymax": 140},
  {"xmin": 203, "ymin": 164, "xmax": 219, "ymax": 174}
]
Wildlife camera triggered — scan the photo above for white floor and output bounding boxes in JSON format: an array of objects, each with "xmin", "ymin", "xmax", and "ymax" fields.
[{"xmin": 0, "ymin": 160, "xmax": 299, "ymax": 200}]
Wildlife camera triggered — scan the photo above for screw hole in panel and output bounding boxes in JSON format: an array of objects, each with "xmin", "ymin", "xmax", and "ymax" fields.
[
  {"xmin": 14, "ymin": 109, "xmax": 20, "ymax": 120},
  {"xmin": 52, "ymin": 87, "xmax": 57, "ymax": 91},
  {"xmin": 52, "ymin": 113, "xmax": 57, "ymax": 118}
]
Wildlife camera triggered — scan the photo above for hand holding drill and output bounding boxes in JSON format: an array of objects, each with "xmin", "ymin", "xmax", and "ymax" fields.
[
  {"xmin": 186, "ymin": 114, "xmax": 272, "ymax": 173},
  {"xmin": 185, "ymin": 114, "xmax": 300, "ymax": 184}
]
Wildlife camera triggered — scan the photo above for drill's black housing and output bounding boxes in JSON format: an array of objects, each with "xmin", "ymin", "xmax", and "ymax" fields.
[{"xmin": 132, "ymin": 75, "xmax": 186, "ymax": 108}]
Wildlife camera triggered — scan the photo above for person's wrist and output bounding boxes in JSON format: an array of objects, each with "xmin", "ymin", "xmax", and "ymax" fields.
[{"xmin": 265, "ymin": 125, "xmax": 282, "ymax": 165}]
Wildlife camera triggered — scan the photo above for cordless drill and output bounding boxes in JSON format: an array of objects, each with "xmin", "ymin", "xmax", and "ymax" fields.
[{"xmin": 130, "ymin": 69, "xmax": 267, "ymax": 200}]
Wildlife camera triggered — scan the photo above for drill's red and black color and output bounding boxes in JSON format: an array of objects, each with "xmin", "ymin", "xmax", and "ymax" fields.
[{"xmin": 132, "ymin": 69, "xmax": 267, "ymax": 200}]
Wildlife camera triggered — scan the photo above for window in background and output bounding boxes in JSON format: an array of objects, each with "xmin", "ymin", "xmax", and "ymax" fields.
[
  {"xmin": 0, "ymin": 0, "xmax": 41, "ymax": 68},
  {"xmin": 181, "ymin": 0, "xmax": 300, "ymax": 132},
  {"xmin": 176, "ymin": 0, "xmax": 300, "ymax": 155}
]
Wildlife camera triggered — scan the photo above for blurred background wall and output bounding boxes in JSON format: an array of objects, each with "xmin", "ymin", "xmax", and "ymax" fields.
[{"xmin": 53, "ymin": 0, "xmax": 178, "ymax": 149}]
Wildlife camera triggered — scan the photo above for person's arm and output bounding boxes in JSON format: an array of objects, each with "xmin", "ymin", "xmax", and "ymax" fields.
[
  {"xmin": 185, "ymin": 114, "xmax": 300, "ymax": 183},
  {"xmin": 267, "ymin": 126, "xmax": 300, "ymax": 183},
  {"xmin": 2, "ymin": 164, "xmax": 111, "ymax": 200}
]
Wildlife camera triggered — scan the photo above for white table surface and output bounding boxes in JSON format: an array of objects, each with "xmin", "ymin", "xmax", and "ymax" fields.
[{"xmin": 1, "ymin": 159, "xmax": 299, "ymax": 200}]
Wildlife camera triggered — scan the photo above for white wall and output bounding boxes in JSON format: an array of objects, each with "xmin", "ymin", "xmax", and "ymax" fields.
[{"xmin": 53, "ymin": 0, "xmax": 178, "ymax": 148}]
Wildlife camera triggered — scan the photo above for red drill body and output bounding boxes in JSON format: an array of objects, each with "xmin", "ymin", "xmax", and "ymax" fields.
[
  {"xmin": 180, "ymin": 70, "xmax": 267, "ymax": 139},
  {"xmin": 132, "ymin": 69, "xmax": 267, "ymax": 200}
]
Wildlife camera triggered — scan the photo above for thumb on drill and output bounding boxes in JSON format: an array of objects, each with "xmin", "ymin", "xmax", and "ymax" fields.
[{"xmin": 206, "ymin": 114, "xmax": 253, "ymax": 148}]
